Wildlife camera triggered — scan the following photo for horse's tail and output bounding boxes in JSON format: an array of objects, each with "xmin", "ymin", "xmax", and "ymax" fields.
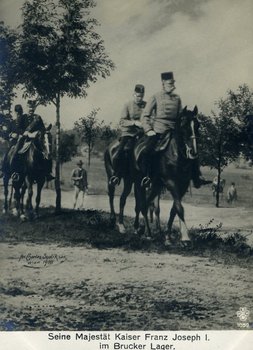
[{"xmin": 104, "ymin": 148, "xmax": 114, "ymax": 179}]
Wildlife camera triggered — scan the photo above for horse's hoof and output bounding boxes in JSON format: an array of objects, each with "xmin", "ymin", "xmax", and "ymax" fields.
[
  {"xmin": 117, "ymin": 223, "xmax": 126, "ymax": 234},
  {"xmin": 135, "ymin": 225, "xmax": 145, "ymax": 236},
  {"xmin": 20, "ymin": 214, "xmax": 27, "ymax": 222},
  {"xmin": 179, "ymin": 240, "xmax": 192, "ymax": 248},
  {"xmin": 166, "ymin": 230, "xmax": 181, "ymax": 244},
  {"xmin": 145, "ymin": 236, "xmax": 152, "ymax": 241},
  {"xmin": 164, "ymin": 237, "xmax": 172, "ymax": 246}
]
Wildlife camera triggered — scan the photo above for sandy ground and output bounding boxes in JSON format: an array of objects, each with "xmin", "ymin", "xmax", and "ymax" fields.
[
  {"xmin": 40, "ymin": 189, "xmax": 253, "ymax": 245},
  {"xmin": 0, "ymin": 188, "xmax": 253, "ymax": 331},
  {"xmin": 0, "ymin": 242, "xmax": 252, "ymax": 330},
  {"xmin": 39, "ymin": 189, "xmax": 253, "ymax": 230}
]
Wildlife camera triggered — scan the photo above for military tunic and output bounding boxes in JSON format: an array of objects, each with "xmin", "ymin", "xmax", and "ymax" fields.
[
  {"xmin": 142, "ymin": 91, "xmax": 182, "ymax": 134},
  {"xmin": 120, "ymin": 100, "xmax": 146, "ymax": 137}
]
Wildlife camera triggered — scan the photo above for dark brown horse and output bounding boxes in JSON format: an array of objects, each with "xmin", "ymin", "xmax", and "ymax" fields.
[
  {"xmin": 3, "ymin": 131, "xmax": 50, "ymax": 220},
  {"xmin": 134, "ymin": 106, "xmax": 200, "ymax": 243},
  {"xmin": 104, "ymin": 135, "xmax": 144, "ymax": 234}
]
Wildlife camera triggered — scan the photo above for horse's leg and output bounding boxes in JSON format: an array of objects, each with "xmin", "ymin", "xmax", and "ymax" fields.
[
  {"xmin": 18, "ymin": 183, "xmax": 27, "ymax": 221},
  {"xmin": 133, "ymin": 182, "xmax": 142, "ymax": 233},
  {"xmin": 12, "ymin": 181, "xmax": 22, "ymax": 217},
  {"xmin": 3, "ymin": 175, "xmax": 9, "ymax": 213},
  {"xmin": 117, "ymin": 178, "xmax": 132, "ymax": 234},
  {"xmin": 134, "ymin": 180, "xmax": 154, "ymax": 238},
  {"xmin": 108, "ymin": 181, "xmax": 116, "ymax": 225},
  {"xmin": 164, "ymin": 202, "xmax": 177, "ymax": 245},
  {"xmin": 164, "ymin": 179, "xmax": 190, "ymax": 242},
  {"xmin": 25, "ymin": 177, "xmax": 34, "ymax": 219},
  {"xmin": 153, "ymin": 195, "xmax": 161, "ymax": 233},
  {"xmin": 35, "ymin": 179, "xmax": 45, "ymax": 218}
]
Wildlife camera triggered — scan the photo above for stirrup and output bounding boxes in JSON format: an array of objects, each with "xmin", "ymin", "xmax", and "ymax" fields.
[
  {"xmin": 141, "ymin": 176, "xmax": 151, "ymax": 188},
  {"xmin": 109, "ymin": 175, "xmax": 120, "ymax": 186},
  {"xmin": 11, "ymin": 172, "xmax": 20, "ymax": 182}
]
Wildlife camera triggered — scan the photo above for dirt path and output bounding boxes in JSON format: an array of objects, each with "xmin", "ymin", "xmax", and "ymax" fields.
[
  {"xmin": 34, "ymin": 189, "xmax": 253, "ymax": 230},
  {"xmin": 0, "ymin": 242, "xmax": 252, "ymax": 330}
]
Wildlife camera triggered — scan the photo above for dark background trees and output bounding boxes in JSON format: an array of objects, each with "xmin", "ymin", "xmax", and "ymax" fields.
[
  {"xmin": 74, "ymin": 108, "xmax": 119, "ymax": 166},
  {"xmin": 0, "ymin": 21, "xmax": 18, "ymax": 113}
]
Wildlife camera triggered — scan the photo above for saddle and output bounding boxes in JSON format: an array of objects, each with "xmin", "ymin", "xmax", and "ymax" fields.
[
  {"xmin": 18, "ymin": 131, "xmax": 40, "ymax": 154},
  {"xmin": 134, "ymin": 131, "xmax": 178, "ymax": 167}
]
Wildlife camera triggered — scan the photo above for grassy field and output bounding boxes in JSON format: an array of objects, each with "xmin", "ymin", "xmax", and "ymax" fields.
[{"xmin": 56, "ymin": 154, "xmax": 253, "ymax": 208}]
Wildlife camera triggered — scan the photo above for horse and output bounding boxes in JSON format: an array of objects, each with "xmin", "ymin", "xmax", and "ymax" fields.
[
  {"xmin": 104, "ymin": 133, "xmax": 145, "ymax": 234},
  {"xmin": 134, "ymin": 106, "xmax": 200, "ymax": 244},
  {"xmin": 3, "ymin": 130, "xmax": 50, "ymax": 220}
]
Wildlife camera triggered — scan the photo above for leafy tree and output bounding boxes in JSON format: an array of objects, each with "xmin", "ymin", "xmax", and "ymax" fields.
[
  {"xmin": 18, "ymin": 0, "xmax": 115, "ymax": 212},
  {"xmin": 52, "ymin": 131, "xmax": 78, "ymax": 167},
  {"xmin": 224, "ymin": 84, "xmax": 253, "ymax": 161},
  {"xmin": 198, "ymin": 112, "xmax": 241, "ymax": 207},
  {"xmin": 0, "ymin": 22, "xmax": 18, "ymax": 113},
  {"xmin": 198, "ymin": 84, "xmax": 253, "ymax": 207},
  {"xmin": 74, "ymin": 108, "xmax": 102, "ymax": 166}
]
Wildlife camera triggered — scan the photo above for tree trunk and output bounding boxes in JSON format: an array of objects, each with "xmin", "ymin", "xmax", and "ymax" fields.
[
  {"xmin": 55, "ymin": 94, "xmax": 61, "ymax": 213},
  {"xmin": 88, "ymin": 143, "xmax": 91, "ymax": 167},
  {"xmin": 216, "ymin": 152, "xmax": 222, "ymax": 208}
]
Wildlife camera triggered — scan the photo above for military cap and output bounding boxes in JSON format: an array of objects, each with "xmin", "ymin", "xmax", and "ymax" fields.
[
  {"xmin": 161, "ymin": 72, "xmax": 175, "ymax": 81},
  {"xmin": 134, "ymin": 84, "xmax": 145, "ymax": 93}
]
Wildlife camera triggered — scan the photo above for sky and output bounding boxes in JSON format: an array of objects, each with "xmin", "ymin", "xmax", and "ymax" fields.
[{"xmin": 0, "ymin": 0, "xmax": 253, "ymax": 129}]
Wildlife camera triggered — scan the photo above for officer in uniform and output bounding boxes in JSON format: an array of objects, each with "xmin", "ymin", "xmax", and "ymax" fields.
[
  {"xmin": 11, "ymin": 99, "xmax": 55, "ymax": 181},
  {"xmin": 140, "ymin": 71, "xmax": 210, "ymax": 188},
  {"xmin": 110, "ymin": 84, "xmax": 146, "ymax": 185}
]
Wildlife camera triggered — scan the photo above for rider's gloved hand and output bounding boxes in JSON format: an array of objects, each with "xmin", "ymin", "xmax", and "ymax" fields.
[
  {"xmin": 134, "ymin": 121, "xmax": 142, "ymax": 127},
  {"xmin": 146, "ymin": 130, "xmax": 156, "ymax": 137}
]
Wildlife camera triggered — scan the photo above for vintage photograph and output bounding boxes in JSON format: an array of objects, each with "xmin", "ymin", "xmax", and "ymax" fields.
[{"xmin": 0, "ymin": 0, "xmax": 253, "ymax": 334}]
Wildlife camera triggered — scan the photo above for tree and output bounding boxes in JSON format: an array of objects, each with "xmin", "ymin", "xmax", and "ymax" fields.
[
  {"xmin": 198, "ymin": 84, "xmax": 253, "ymax": 207},
  {"xmin": 53, "ymin": 131, "xmax": 78, "ymax": 167},
  {"xmin": 198, "ymin": 112, "xmax": 241, "ymax": 208},
  {"xmin": 74, "ymin": 108, "xmax": 102, "ymax": 166},
  {"xmin": 18, "ymin": 0, "xmax": 115, "ymax": 212},
  {"xmin": 0, "ymin": 22, "xmax": 18, "ymax": 113},
  {"xmin": 224, "ymin": 84, "xmax": 253, "ymax": 162}
]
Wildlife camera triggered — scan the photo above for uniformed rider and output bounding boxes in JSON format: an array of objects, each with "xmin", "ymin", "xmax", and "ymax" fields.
[
  {"xmin": 11, "ymin": 99, "xmax": 55, "ymax": 181},
  {"xmin": 110, "ymin": 84, "xmax": 146, "ymax": 185},
  {"xmin": 140, "ymin": 71, "xmax": 210, "ymax": 188}
]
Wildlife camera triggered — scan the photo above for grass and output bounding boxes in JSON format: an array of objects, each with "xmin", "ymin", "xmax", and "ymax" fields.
[{"xmin": 0, "ymin": 205, "xmax": 252, "ymax": 263}]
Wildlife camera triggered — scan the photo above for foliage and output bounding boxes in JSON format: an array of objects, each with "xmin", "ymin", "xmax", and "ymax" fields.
[
  {"xmin": 198, "ymin": 84, "xmax": 253, "ymax": 207},
  {"xmin": 52, "ymin": 131, "xmax": 78, "ymax": 164},
  {"xmin": 0, "ymin": 22, "xmax": 18, "ymax": 112},
  {"xmin": 17, "ymin": 0, "xmax": 115, "ymax": 211},
  {"xmin": 18, "ymin": 0, "xmax": 115, "ymax": 102},
  {"xmin": 74, "ymin": 108, "xmax": 102, "ymax": 166}
]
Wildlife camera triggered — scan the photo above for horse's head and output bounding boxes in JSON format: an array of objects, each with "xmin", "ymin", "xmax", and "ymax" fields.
[{"xmin": 178, "ymin": 105, "xmax": 199, "ymax": 159}]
